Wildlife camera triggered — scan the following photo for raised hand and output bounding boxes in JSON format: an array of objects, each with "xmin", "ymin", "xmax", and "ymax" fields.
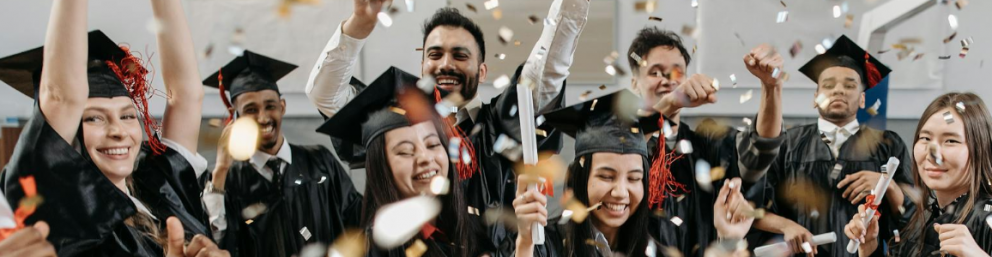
[
  {"xmin": 345, "ymin": 0, "xmax": 390, "ymax": 39},
  {"xmin": 743, "ymin": 44, "xmax": 784, "ymax": 88},
  {"xmin": 166, "ymin": 217, "xmax": 230, "ymax": 257},
  {"xmin": 843, "ymin": 204, "xmax": 879, "ymax": 256},
  {"xmin": 513, "ymin": 174, "xmax": 548, "ymax": 257},
  {"xmin": 0, "ymin": 221, "xmax": 56, "ymax": 257},
  {"xmin": 934, "ymin": 223, "xmax": 990, "ymax": 257},
  {"xmin": 714, "ymin": 178, "xmax": 754, "ymax": 240}
]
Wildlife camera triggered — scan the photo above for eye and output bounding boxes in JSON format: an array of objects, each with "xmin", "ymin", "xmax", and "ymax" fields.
[
  {"xmin": 945, "ymin": 139, "xmax": 962, "ymax": 144},
  {"xmin": 266, "ymin": 105, "xmax": 276, "ymax": 110},
  {"xmin": 83, "ymin": 115, "xmax": 106, "ymax": 124},
  {"xmin": 597, "ymin": 174, "xmax": 615, "ymax": 182},
  {"xmin": 121, "ymin": 114, "xmax": 138, "ymax": 120},
  {"xmin": 243, "ymin": 108, "xmax": 257, "ymax": 114},
  {"xmin": 918, "ymin": 136, "xmax": 931, "ymax": 142},
  {"xmin": 427, "ymin": 52, "xmax": 442, "ymax": 59},
  {"xmin": 628, "ymin": 175, "xmax": 643, "ymax": 182},
  {"xmin": 455, "ymin": 53, "xmax": 470, "ymax": 60}
]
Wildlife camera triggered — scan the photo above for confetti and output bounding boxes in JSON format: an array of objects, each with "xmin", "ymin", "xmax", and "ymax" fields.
[
  {"xmin": 789, "ymin": 41, "xmax": 803, "ymax": 58},
  {"xmin": 634, "ymin": 0, "xmax": 657, "ymax": 13},
  {"xmin": 579, "ymin": 90, "xmax": 592, "ymax": 101},
  {"xmin": 201, "ymin": 43, "xmax": 214, "ymax": 59},
  {"xmin": 690, "ymin": 0, "xmax": 698, "ymax": 8},
  {"xmin": 948, "ymin": 14, "xmax": 959, "ymax": 30},
  {"xmin": 429, "ymin": 174, "xmax": 450, "ymax": 195},
  {"xmin": 735, "ymin": 33, "xmax": 746, "ymax": 47},
  {"xmin": 241, "ymin": 203, "xmax": 268, "ymax": 220},
  {"xmin": 833, "ymin": 5, "xmax": 842, "ymax": 18},
  {"xmin": 710, "ymin": 166, "xmax": 726, "ymax": 182},
  {"xmin": 435, "ymin": 101, "xmax": 456, "ymax": 117},
  {"xmin": 739, "ymin": 90, "xmax": 753, "ymax": 104},
  {"xmin": 894, "ymin": 229, "xmax": 902, "ymax": 243},
  {"xmin": 822, "ymin": 37, "xmax": 835, "ymax": 49},
  {"xmin": 938, "ymin": 55, "xmax": 952, "ymax": 60},
  {"xmin": 483, "ymin": 0, "xmax": 499, "ymax": 10},
  {"xmin": 780, "ymin": 0, "xmax": 787, "ymax": 7},
  {"xmin": 801, "ymin": 242, "xmax": 813, "ymax": 253},
  {"xmin": 228, "ymin": 45, "xmax": 246, "ymax": 57},
  {"xmin": 776, "ymin": 11, "xmax": 789, "ymax": 23},
  {"xmin": 815, "ymin": 94, "xmax": 829, "ymax": 109},
  {"xmin": 298, "ymin": 243, "xmax": 326, "ymax": 257},
  {"xmin": 208, "ymin": 118, "xmax": 222, "ymax": 128},
  {"xmin": 929, "ymin": 142, "xmax": 943, "ymax": 166},
  {"xmin": 629, "ymin": 52, "xmax": 643, "ymax": 64},
  {"xmin": 695, "ymin": 160, "xmax": 714, "ymax": 192},
  {"xmin": 228, "ymin": 117, "xmax": 260, "ymax": 161},
  {"xmin": 815, "ymin": 44, "xmax": 826, "ymax": 54},
  {"xmin": 943, "ymin": 32, "xmax": 958, "ymax": 44},
  {"xmin": 372, "ymin": 196, "xmax": 442, "ymax": 248},
  {"xmin": 528, "ymin": 15, "xmax": 540, "ymax": 24},
  {"xmin": 300, "ymin": 227, "xmax": 312, "ymax": 241},
  {"xmin": 405, "ymin": 0, "xmax": 415, "ymax": 12},
  {"xmin": 589, "ymin": 99, "xmax": 600, "ymax": 111},
  {"xmin": 146, "ymin": 18, "xmax": 164, "ymax": 34},
  {"xmin": 662, "ymin": 120, "xmax": 675, "ymax": 139},
  {"xmin": 956, "ymin": 0, "xmax": 969, "ymax": 10},
  {"xmin": 465, "ymin": 3, "xmax": 477, "ymax": 13},
  {"xmin": 509, "ymin": 105, "xmax": 518, "ymax": 117},
  {"xmin": 498, "ymin": 27, "xmax": 513, "ymax": 45},
  {"xmin": 680, "ymin": 25, "xmax": 696, "ymax": 38},
  {"xmin": 671, "ymin": 216, "xmax": 684, "ymax": 226},
  {"xmin": 867, "ymin": 99, "xmax": 881, "ymax": 116},
  {"xmin": 648, "ymin": 16, "xmax": 663, "ymax": 22},
  {"xmin": 492, "ymin": 8, "xmax": 502, "ymax": 20},
  {"xmin": 729, "ymin": 74, "xmax": 737, "ymax": 87},
  {"xmin": 405, "ymin": 239, "xmax": 428, "ymax": 257},
  {"xmin": 711, "ymin": 78, "xmax": 721, "ymax": 91},
  {"xmin": 676, "ymin": 139, "xmax": 693, "ymax": 154},
  {"xmin": 493, "ymin": 134, "xmax": 523, "ymax": 161},
  {"xmin": 956, "ymin": 101, "xmax": 966, "ymax": 112},
  {"xmin": 598, "ymin": 85, "xmax": 608, "ymax": 91},
  {"xmin": 416, "ymin": 76, "xmax": 435, "ymax": 93},
  {"xmin": 914, "ymin": 53, "xmax": 925, "ymax": 61},
  {"xmin": 845, "ymin": 14, "xmax": 855, "ymax": 28},
  {"xmin": 461, "ymin": 148, "xmax": 471, "ymax": 165},
  {"xmin": 943, "ymin": 111, "xmax": 955, "ymax": 124},
  {"xmin": 493, "ymin": 74, "xmax": 511, "ymax": 89},
  {"xmin": 377, "ymin": 11, "xmax": 393, "ymax": 27}
]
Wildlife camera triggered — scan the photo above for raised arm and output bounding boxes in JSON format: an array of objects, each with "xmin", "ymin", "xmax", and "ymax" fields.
[
  {"xmin": 737, "ymin": 44, "xmax": 785, "ymax": 182},
  {"xmin": 305, "ymin": 0, "xmax": 385, "ymax": 118},
  {"xmin": 521, "ymin": 0, "xmax": 589, "ymax": 111},
  {"xmin": 151, "ymin": 0, "xmax": 204, "ymax": 153},
  {"xmin": 39, "ymin": 0, "xmax": 90, "ymax": 143}
]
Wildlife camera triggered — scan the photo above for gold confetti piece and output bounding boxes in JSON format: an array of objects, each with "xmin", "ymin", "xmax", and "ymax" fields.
[
  {"xmin": 564, "ymin": 200, "xmax": 592, "ymax": 223},
  {"xmin": 948, "ymin": 14, "xmax": 959, "ymax": 30},
  {"xmin": 845, "ymin": 14, "xmax": 855, "ymax": 28},
  {"xmin": 867, "ymin": 99, "xmax": 881, "ymax": 116},
  {"xmin": 648, "ymin": 16, "xmax": 663, "ymax": 22},
  {"xmin": 815, "ymin": 94, "xmax": 829, "ymax": 110},
  {"xmin": 914, "ymin": 53, "xmax": 925, "ymax": 61},
  {"xmin": 327, "ymin": 229, "xmax": 367, "ymax": 257},
  {"xmin": 208, "ymin": 118, "xmax": 222, "ymax": 128},
  {"xmin": 590, "ymin": 99, "xmax": 600, "ymax": 111},
  {"xmin": 597, "ymin": 85, "xmax": 608, "ymax": 91},
  {"xmin": 228, "ymin": 117, "xmax": 260, "ymax": 161},
  {"xmin": 242, "ymin": 203, "xmax": 268, "ymax": 220},
  {"xmin": 377, "ymin": 11, "xmax": 393, "ymax": 27},
  {"xmin": 692, "ymin": 45, "xmax": 698, "ymax": 55},
  {"xmin": 956, "ymin": 0, "xmax": 969, "ymax": 10},
  {"xmin": 245, "ymin": 219, "xmax": 254, "ymax": 225},
  {"xmin": 429, "ymin": 175, "xmax": 450, "ymax": 195},
  {"xmin": 680, "ymin": 25, "xmax": 696, "ymax": 38},
  {"xmin": 389, "ymin": 107, "xmax": 407, "ymax": 116},
  {"xmin": 415, "ymin": 47, "xmax": 423, "ymax": 52},
  {"xmin": 535, "ymin": 128, "xmax": 547, "ymax": 137},
  {"xmin": 776, "ymin": 11, "xmax": 789, "ymax": 23},
  {"xmin": 372, "ymin": 196, "xmax": 442, "ymax": 248},
  {"xmin": 467, "ymin": 206, "xmax": 480, "ymax": 215},
  {"xmin": 634, "ymin": 0, "xmax": 657, "ymax": 13},
  {"xmin": 492, "ymin": 8, "xmax": 502, "ymax": 20},
  {"xmin": 943, "ymin": 32, "xmax": 958, "ymax": 44},
  {"xmin": 493, "ymin": 74, "xmax": 511, "ymax": 89},
  {"xmin": 710, "ymin": 166, "xmax": 726, "ymax": 181},
  {"xmin": 405, "ymin": 239, "xmax": 428, "ymax": 257},
  {"xmin": 528, "ymin": 15, "xmax": 540, "ymax": 24},
  {"xmin": 671, "ymin": 216, "xmax": 684, "ymax": 226},
  {"xmin": 483, "ymin": 0, "xmax": 499, "ymax": 10},
  {"xmin": 739, "ymin": 90, "xmax": 753, "ymax": 104},
  {"xmin": 514, "ymin": 40, "xmax": 521, "ymax": 46},
  {"xmin": 928, "ymin": 141, "xmax": 943, "ymax": 166},
  {"xmin": 465, "ymin": 3, "xmax": 477, "ymax": 13}
]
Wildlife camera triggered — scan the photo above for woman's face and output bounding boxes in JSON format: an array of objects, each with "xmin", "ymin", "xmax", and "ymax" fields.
[
  {"xmin": 587, "ymin": 152, "xmax": 645, "ymax": 230},
  {"xmin": 384, "ymin": 121, "xmax": 449, "ymax": 198},
  {"xmin": 914, "ymin": 107, "xmax": 971, "ymax": 193},
  {"xmin": 82, "ymin": 97, "xmax": 143, "ymax": 186}
]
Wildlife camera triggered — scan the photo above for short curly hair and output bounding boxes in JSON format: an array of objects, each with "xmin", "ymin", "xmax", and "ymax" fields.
[
  {"xmin": 422, "ymin": 8, "xmax": 486, "ymax": 63},
  {"xmin": 627, "ymin": 27, "xmax": 690, "ymax": 72}
]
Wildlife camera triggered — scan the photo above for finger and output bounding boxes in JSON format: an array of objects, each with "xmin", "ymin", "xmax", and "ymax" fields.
[
  {"xmin": 716, "ymin": 179, "xmax": 731, "ymax": 205},
  {"xmin": 837, "ymin": 174, "xmax": 855, "ymax": 189},
  {"xmin": 0, "ymin": 226, "xmax": 45, "ymax": 249},
  {"xmin": 516, "ymin": 174, "xmax": 535, "ymax": 197},
  {"xmin": 186, "ymin": 235, "xmax": 216, "ymax": 257},
  {"xmin": 32, "ymin": 221, "xmax": 50, "ymax": 239},
  {"xmin": 746, "ymin": 54, "xmax": 757, "ymax": 66},
  {"xmin": 10, "ymin": 242, "xmax": 56, "ymax": 257},
  {"xmin": 166, "ymin": 217, "xmax": 186, "ymax": 256},
  {"xmin": 691, "ymin": 80, "xmax": 708, "ymax": 101},
  {"xmin": 743, "ymin": 54, "xmax": 754, "ymax": 67},
  {"xmin": 683, "ymin": 81, "xmax": 699, "ymax": 101}
]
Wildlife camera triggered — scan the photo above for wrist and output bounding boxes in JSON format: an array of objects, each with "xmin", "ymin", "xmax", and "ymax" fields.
[
  {"xmin": 516, "ymin": 235, "xmax": 534, "ymax": 248},
  {"xmin": 344, "ymin": 15, "xmax": 376, "ymax": 39}
]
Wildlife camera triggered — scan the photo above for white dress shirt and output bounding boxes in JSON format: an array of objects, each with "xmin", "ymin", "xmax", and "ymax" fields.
[
  {"xmin": 203, "ymin": 138, "xmax": 293, "ymax": 241},
  {"xmin": 304, "ymin": 0, "xmax": 589, "ymax": 121},
  {"xmin": 817, "ymin": 118, "xmax": 860, "ymax": 158}
]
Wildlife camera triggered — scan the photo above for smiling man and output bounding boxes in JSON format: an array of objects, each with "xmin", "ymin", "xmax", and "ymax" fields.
[
  {"xmin": 305, "ymin": 0, "xmax": 589, "ymax": 247},
  {"xmin": 201, "ymin": 50, "xmax": 362, "ymax": 257}
]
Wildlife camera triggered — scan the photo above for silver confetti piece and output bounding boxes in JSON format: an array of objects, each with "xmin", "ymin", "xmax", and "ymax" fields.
[
  {"xmin": 776, "ymin": 11, "xmax": 789, "ymax": 23},
  {"xmin": 830, "ymin": 163, "xmax": 844, "ymax": 181},
  {"xmin": 740, "ymin": 90, "xmax": 753, "ymax": 104},
  {"xmin": 300, "ymin": 227, "xmax": 312, "ymax": 241},
  {"xmin": 677, "ymin": 139, "xmax": 693, "ymax": 154},
  {"xmin": 956, "ymin": 102, "xmax": 966, "ymax": 112},
  {"xmin": 943, "ymin": 111, "xmax": 955, "ymax": 124},
  {"xmin": 670, "ymin": 216, "xmax": 683, "ymax": 226}
]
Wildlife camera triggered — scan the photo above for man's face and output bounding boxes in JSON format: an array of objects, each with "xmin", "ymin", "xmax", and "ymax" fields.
[
  {"xmin": 233, "ymin": 89, "xmax": 286, "ymax": 151},
  {"xmin": 631, "ymin": 46, "xmax": 687, "ymax": 108},
  {"xmin": 422, "ymin": 26, "xmax": 487, "ymax": 103},
  {"xmin": 814, "ymin": 67, "xmax": 865, "ymax": 122}
]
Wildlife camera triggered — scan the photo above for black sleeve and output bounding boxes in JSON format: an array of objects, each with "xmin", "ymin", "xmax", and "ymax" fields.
[
  {"xmin": 132, "ymin": 144, "xmax": 211, "ymax": 237},
  {"xmin": 885, "ymin": 130, "xmax": 916, "ymax": 229},
  {"xmin": 497, "ymin": 222, "xmax": 563, "ymax": 257},
  {"xmin": 318, "ymin": 146, "xmax": 363, "ymax": 228}
]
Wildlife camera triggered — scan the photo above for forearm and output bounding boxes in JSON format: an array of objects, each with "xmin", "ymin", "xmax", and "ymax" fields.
[
  {"xmin": 753, "ymin": 212, "xmax": 798, "ymax": 234},
  {"xmin": 523, "ymin": 0, "xmax": 589, "ymax": 109},
  {"xmin": 756, "ymin": 84, "xmax": 782, "ymax": 138},
  {"xmin": 515, "ymin": 237, "xmax": 535, "ymax": 257},
  {"xmin": 151, "ymin": 0, "xmax": 204, "ymax": 151},
  {"xmin": 40, "ymin": 0, "xmax": 90, "ymax": 142},
  {"xmin": 306, "ymin": 22, "xmax": 365, "ymax": 118}
]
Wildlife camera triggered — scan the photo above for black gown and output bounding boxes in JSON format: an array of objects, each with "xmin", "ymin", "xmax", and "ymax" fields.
[
  {"xmin": 1, "ymin": 106, "xmax": 209, "ymax": 256},
  {"xmin": 753, "ymin": 123, "xmax": 915, "ymax": 257},
  {"xmin": 499, "ymin": 218, "xmax": 667, "ymax": 257},
  {"xmin": 649, "ymin": 120, "xmax": 781, "ymax": 257},
  {"xmin": 882, "ymin": 194, "xmax": 992, "ymax": 256},
  {"xmin": 219, "ymin": 143, "xmax": 363, "ymax": 257},
  {"xmin": 363, "ymin": 217, "xmax": 495, "ymax": 257}
]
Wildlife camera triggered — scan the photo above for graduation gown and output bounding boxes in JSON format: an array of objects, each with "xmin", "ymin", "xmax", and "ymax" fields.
[
  {"xmin": 499, "ymin": 219, "xmax": 666, "ymax": 257},
  {"xmin": 649, "ymin": 121, "xmax": 780, "ymax": 257},
  {"xmin": 220, "ymin": 144, "xmax": 363, "ymax": 257},
  {"xmin": 884, "ymin": 194, "xmax": 992, "ymax": 256},
  {"xmin": 1, "ymin": 106, "xmax": 209, "ymax": 256},
  {"xmin": 755, "ymin": 123, "xmax": 915, "ymax": 257},
  {"xmin": 363, "ymin": 218, "xmax": 495, "ymax": 257}
]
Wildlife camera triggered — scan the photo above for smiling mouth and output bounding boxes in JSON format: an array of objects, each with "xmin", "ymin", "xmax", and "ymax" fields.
[
  {"xmin": 98, "ymin": 147, "xmax": 129, "ymax": 156},
  {"xmin": 261, "ymin": 124, "xmax": 274, "ymax": 134},
  {"xmin": 602, "ymin": 202, "xmax": 629, "ymax": 215},
  {"xmin": 414, "ymin": 170, "xmax": 439, "ymax": 181}
]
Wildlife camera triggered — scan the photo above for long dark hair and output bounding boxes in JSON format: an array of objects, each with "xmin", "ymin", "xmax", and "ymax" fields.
[
  {"xmin": 360, "ymin": 119, "xmax": 478, "ymax": 257},
  {"xmin": 564, "ymin": 154, "xmax": 652, "ymax": 257},
  {"xmin": 901, "ymin": 92, "xmax": 992, "ymax": 254}
]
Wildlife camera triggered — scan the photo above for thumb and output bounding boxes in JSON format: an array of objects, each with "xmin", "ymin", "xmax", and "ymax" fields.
[
  {"xmin": 32, "ymin": 221, "xmax": 50, "ymax": 238},
  {"xmin": 166, "ymin": 217, "xmax": 185, "ymax": 256}
]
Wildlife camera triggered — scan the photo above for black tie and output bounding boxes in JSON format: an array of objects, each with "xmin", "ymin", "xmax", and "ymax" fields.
[{"xmin": 266, "ymin": 159, "xmax": 283, "ymax": 185}]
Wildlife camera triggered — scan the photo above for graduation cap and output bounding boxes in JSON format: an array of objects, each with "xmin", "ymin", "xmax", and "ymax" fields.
[
  {"xmin": 316, "ymin": 67, "xmax": 430, "ymax": 148},
  {"xmin": 0, "ymin": 30, "xmax": 132, "ymax": 99},
  {"xmin": 541, "ymin": 89, "xmax": 660, "ymax": 158},
  {"xmin": 202, "ymin": 50, "xmax": 297, "ymax": 119},
  {"xmin": 799, "ymin": 35, "xmax": 891, "ymax": 91}
]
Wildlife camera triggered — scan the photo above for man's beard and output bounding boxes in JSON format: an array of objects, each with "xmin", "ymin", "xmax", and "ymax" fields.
[
  {"xmin": 818, "ymin": 107, "xmax": 856, "ymax": 122},
  {"xmin": 435, "ymin": 72, "xmax": 480, "ymax": 102}
]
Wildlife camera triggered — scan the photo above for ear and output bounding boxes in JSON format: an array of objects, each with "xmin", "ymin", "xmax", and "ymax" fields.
[
  {"xmin": 279, "ymin": 98, "xmax": 287, "ymax": 116},
  {"xmin": 478, "ymin": 63, "xmax": 488, "ymax": 83},
  {"xmin": 858, "ymin": 92, "xmax": 866, "ymax": 109},
  {"xmin": 630, "ymin": 77, "xmax": 641, "ymax": 97},
  {"xmin": 812, "ymin": 91, "xmax": 819, "ymax": 108}
]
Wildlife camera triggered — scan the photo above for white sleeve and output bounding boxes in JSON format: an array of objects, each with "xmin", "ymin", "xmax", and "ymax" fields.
[
  {"xmin": 160, "ymin": 138, "xmax": 208, "ymax": 179},
  {"xmin": 305, "ymin": 21, "xmax": 366, "ymax": 118},
  {"xmin": 201, "ymin": 190, "xmax": 227, "ymax": 241},
  {"xmin": 522, "ymin": 0, "xmax": 589, "ymax": 110}
]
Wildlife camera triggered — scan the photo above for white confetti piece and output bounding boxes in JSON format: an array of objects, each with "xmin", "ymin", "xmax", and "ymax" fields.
[
  {"xmin": 822, "ymin": 38, "xmax": 835, "ymax": 49},
  {"xmin": 712, "ymin": 78, "xmax": 721, "ymax": 91},
  {"xmin": 929, "ymin": 142, "xmax": 943, "ymax": 166},
  {"xmin": 867, "ymin": 99, "xmax": 881, "ymax": 116},
  {"xmin": 242, "ymin": 203, "xmax": 268, "ymax": 220},
  {"xmin": 948, "ymin": 14, "xmax": 959, "ymax": 30},
  {"xmin": 956, "ymin": 102, "xmax": 966, "ymax": 112},
  {"xmin": 776, "ymin": 11, "xmax": 789, "ymax": 23},
  {"xmin": 299, "ymin": 243, "xmax": 327, "ymax": 257},
  {"xmin": 742, "ymin": 117, "xmax": 753, "ymax": 126},
  {"xmin": 670, "ymin": 216, "xmax": 683, "ymax": 226},
  {"xmin": 605, "ymin": 65, "xmax": 617, "ymax": 76},
  {"xmin": 405, "ymin": 0, "xmax": 415, "ymax": 12},
  {"xmin": 695, "ymin": 159, "xmax": 714, "ymax": 192},
  {"xmin": 484, "ymin": 0, "xmax": 499, "ymax": 10},
  {"xmin": 815, "ymin": 94, "xmax": 830, "ymax": 110},
  {"xmin": 372, "ymin": 196, "xmax": 442, "ymax": 248},
  {"xmin": 739, "ymin": 90, "xmax": 753, "ymax": 104},
  {"xmin": 497, "ymin": 53, "xmax": 506, "ymax": 60},
  {"xmin": 430, "ymin": 175, "xmax": 450, "ymax": 195},
  {"xmin": 833, "ymin": 5, "xmax": 841, "ymax": 18},
  {"xmin": 691, "ymin": 0, "xmax": 698, "ymax": 8},
  {"xmin": 228, "ymin": 117, "xmax": 260, "ymax": 161},
  {"xmin": 815, "ymin": 44, "xmax": 826, "ymax": 54},
  {"xmin": 801, "ymin": 242, "xmax": 812, "ymax": 253},
  {"xmin": 377, "ymin": 12, "xmax": 393, "ymax": 27},
  {"xmin": 300, "ymin": 227, "xmax": 312, "ymax": 241},
  {"xmin": 498, "ymin": 26, "xmax": 513, "ymax": 44},
  {"xmin": 228, "ymin": 45, "xmax": 246, "ymax": 56},
  {"xmin": 677, "ymin": 139, "xmax": 693, "ymax": 154},
  {"xmin": 493, "ymin": 75, "xmax": 511, "ymax": 89},
  {"xmin": 729, "ymin": 74, "xmax": 737, "ymax": 86},
  {"xmin": 417, "ymin": 76, "xmax": 435, "ymax": 93}
]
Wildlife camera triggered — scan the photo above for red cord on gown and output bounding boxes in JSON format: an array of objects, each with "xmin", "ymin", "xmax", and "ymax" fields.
[
  {"xmin": 648, "ymin": 116, "xmax": 689, "ymax": 210},
  {"xmin": 434, "ymin": 88, "xmax": 478, "ymax": 180}
]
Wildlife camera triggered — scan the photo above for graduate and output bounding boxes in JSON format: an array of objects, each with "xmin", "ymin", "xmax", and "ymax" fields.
[
  {"xmin": 845, "ymin": 92, "xmax": 992, "ymax": 257},
  {"xmin": 747, "ymin": 35, "xmax": 915, "ymax": 256},
  {"xmin": 0, "ymin": 0, "xmax": 225, "ymax": 255},
  {"xmin": 201, "ymin": 50, "xmax": 362, "ymax": 257},
  {"xmin": 318, "ymin": 67, "xmax": 493, "ymax": 257},
  {"xmin": 624, "ymin": 27, "xmax": 786, "ymax": 256},
  {"xmin": 305, "ymin": 0, "xmax": 588, "ymax": 246}
]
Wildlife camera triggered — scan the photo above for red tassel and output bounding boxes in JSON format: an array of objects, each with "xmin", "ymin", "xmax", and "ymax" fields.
[
  {"xmin": 648, "ymin": 116, "xmax": 688, "ymax": 210},
  {"xmin": 864, "ymin": 52, "xmax": 882, "ymax": 90},
  {"xmin": 434, "ymin": 88, "xmax": 478, "ymax": 180},
  {"xmin": 216, "ymin": 69, "xmax": 235, "ymax": 125},
  {"xmin": 104, "ymin": 45, "xmax": 166, "ymax": 155}
]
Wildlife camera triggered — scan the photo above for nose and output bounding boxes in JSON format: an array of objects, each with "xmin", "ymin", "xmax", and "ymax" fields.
[
  {"xmin": 438, "ymin": 55, "xmax": 456, "ymax": 74},
  {"xmin": 610, "ymin": 181, "xmax": 629, "ymax": 199},
  {"xmin": 106, "ymin": 119, "xmax": 128, "ymax": 140},
  {"xmin": 256, "ymin": 114, "xmax": 271, "ymax": 125},
  {"xmin": 415, "ymin": 148, "xmax": 432, "ymax": 168}
]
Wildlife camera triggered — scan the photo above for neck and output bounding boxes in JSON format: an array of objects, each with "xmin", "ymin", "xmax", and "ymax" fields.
[
  {"xmin": 934, "ymin": 187, "xmax": 969, "ymax": 209},
  {"xmin": 592, "ymin": 219, "xmax": 619, "ymax": 248},
  {"xmin": 822, "ymin": 115, "xmax": 855, "ymax": 128},
  {"xmin": 260, "ymin": 134, "xmax": 284, "ymax": 155}
]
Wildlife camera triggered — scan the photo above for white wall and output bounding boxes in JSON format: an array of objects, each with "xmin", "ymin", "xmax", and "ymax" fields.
[{"xmin": 0, "ymin": 0, "xmax": 989, "ymax": 122}]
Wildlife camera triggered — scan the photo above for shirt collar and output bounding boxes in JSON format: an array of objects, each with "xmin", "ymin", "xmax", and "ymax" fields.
[
  {"xmin": 249, "ymin": 138, "xmax": 293, "ymax": 171},
  {"xmin": 817, "ymin": 117, "xmax": 860, "ymax": 136},
  {"xmin": 455, "ymin": 97, "xmax": 483, "ymax": 124},
  {"xmin": 125, "ymin": 187, "xmax": 157, "ymax": 220}
]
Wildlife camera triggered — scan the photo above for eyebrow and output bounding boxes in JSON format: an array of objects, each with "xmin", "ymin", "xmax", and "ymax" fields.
[
  {"xmin": 391, "ymin": 141, "xmax": 414, "ymax": 151},
  {"xmin": 423, "ymin": 133, "xmax": 439, "ymax": 141},
  {"xmin": 426, "ymin": 45, "xmax": 473, "ymax": 55},
  {"xmin": 84, "ymin": 104, "xmax": 134, "ymax": 113}
]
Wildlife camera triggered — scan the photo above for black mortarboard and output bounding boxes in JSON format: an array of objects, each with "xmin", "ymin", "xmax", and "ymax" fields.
[
  {"xmin": 798, "ymin": 35, "xmax": 891, "ymax": 91},
  {"xmin": 541, "ymin": 89, "xmax": 660, "ymax": 158},
  {"xmin": 202, "ymin": 50, "xmax": 297, "ymax": 102},
  {"xmin": 316, "ymin": 67, "xmax": 430, "ymax": 148},
  {"xmin": 0, "ymin": 30, "xmax": 132, "ymax": 99}
]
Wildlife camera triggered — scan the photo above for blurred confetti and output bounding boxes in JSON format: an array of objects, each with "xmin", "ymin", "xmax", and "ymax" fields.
[
  {"xmin": 298, "ymin": 243, "xmax": 326, "ymax": 257},
  {"xmin": 208, "ymin": 118, "xmax": 222, "ymax": 128},
  {"xmin": 681, "ymin": 25, "xmax": 697, "ymax": 39},
  {"xmin": 710, "ymin": 166, "xmax": 726, "ymax": 182},
  {"xmin": 146, "ymin": 18, "xmax": 164, "ymax": 34},
  {"xmin": 494, "ymin": 134, "xmax": 523, "ymax": 162},
  {"xmin": 496, "ymin": 53, "xmax": 506, "ymax": 60},
  {"xmin": 498, "ymin": 26, "xmax": 514, "ymax": 45},
  {"xmin": 815, "ymin": 94, "xmax": 829, "ymax": 110},
  {"xmin": 649, "ymin": 16, "xmax": 663, "ymax": 22},
  {"xmin": 484, "ymin": 0, "xmax": 499, "ymax": 10},
  {"xmin": 377, "ymin": 11, "xmax": 393, "ymax": 27},
  {"xmin": 492, "ymin": 8, "xmax": 503, "ymax": 20},
  {"xmin": 955, "ymin": 101, "xmax": 966, "ymax": 112},
  {"xmin": 405, "ymin": 239, "xmax": 428, "ymax": 257},
  {"xmin": 228, "ymin": 117, "xmax": 260, "ymax": 161},
  {"xmin": 948, "ymin": 14, "xmax": 959, "ymax": 30},
  {"xmin": 372, "ymin": 196, "xmax": 442, "ymax": 248},
  {"xmin": 735, "ymin": 33, "xmax": 746, "ymax": 47},
  {"xmin": 739, "ymin": 90, "xmax": 753, "ymax": 104},
  {"xmin": 928, "ymin": 142, "xmax": 943, "ymax": 166},
  {"xmin": 894, "ymin": 229, "xmax": 902, "ymax": 243},
  {"xmin": 845, "ymin": 14, "xmax": 855, "ymax": 28},
  {"xmin": 671, "ymin": 216, "xmax": 684, "ymax": 226},
  {"xmin": 832, "ymin": 5, "xmax": 841, "ymax": 18},
  {"xmin": 465, "ymin": 3, "xmax": 477, "ymax": 13},
  {"xmin": 676, "ymin": 139, "xmax": 693, "ymax": 154},
  {"xmin": 405, "ymin": 0, "xmax": 414, "ymax": 12},
  {"xmin": 814, "ymin": 44, "xmax": 826, "ymax": 55},
  {"xmin": 691, "ymin": 0, "xmax": 698, "ymax": 8},
  {"xmin": 327, "ymin": 229, "xmax": 367, "ymax": 257},
  {"xmin": 780, "ymin": 178, "xmax": 828, "ymax": 216},
  {"xmin": 789, "ymin": 41, "xmax": 802, "ymax": 58},
  {"xmin": 780, "ymin": 0, "xmax": 787, "ymax": 8},
  {"xmin": 729, "ymin": 74, "xmax": 737, "ymax": 87},
  {"xmin": 429, "ymin": 175, "xmax": 450, "ymax": 195},
  {"xmin": 867, "ymin": 99, "xmax": 881, "ymax": 116},
  {"xmin": 943, "ymin": 32, "xmax": 958, "ymax": 44},
  {"xmin": 695, "ymin": 160, "xmax": 714, "ymax": 192},
  {"xmin": 696, "ymin": 118, "xmax": 731, "ymax": 140},
  {"xmin": 417, "ymin": 76, "xmax": 435, "ymax": 93},
  {"xmin": 242, "ymin": 203, "xmax": 268, "ymax": 220},
  {"xmin": 483, "ymin": 206, "xmax": 518, "ymax": 229},
  {"xmin": 493, "ymin": 74, "xmax": 511, "ymax": 89},
  {"xmin": 634, "ymin": 0, "xmax": 657, "ymax": 13},
  {"xmin": 528, "ymin": 15, "xmax": 540, "ymax": 24},
  {"xmin": 956, "ymin": 0, "xmax": 969, "ymax": 10},
  {"xmin": 776, "ymin": 11, "xmax": 789, "ymax": 23}
]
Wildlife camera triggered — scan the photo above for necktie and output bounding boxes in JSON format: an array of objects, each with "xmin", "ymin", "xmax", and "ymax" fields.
[{"xmin": 266, "ymin": 159, "xmax": 283, "ymax": 185}]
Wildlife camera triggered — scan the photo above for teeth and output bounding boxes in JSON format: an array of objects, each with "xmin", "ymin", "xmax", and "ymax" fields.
[
  {"xmin": 261, "ymin": 126, "xmax": 273, "ymax": 133},
  {"xmin": 101, "ymin": 148, "xmax": 129, "ymax": 155},
  {"xmin": 415, "ymin": 170, "xmax": 438, "ymax": 180},
  {"xmin": 437, "ymin": 79, "xmax": 459, "ymax": 85},
  {"xmin": 603, "ymin": 203, "xmax": 627, "ymax": 212}
]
